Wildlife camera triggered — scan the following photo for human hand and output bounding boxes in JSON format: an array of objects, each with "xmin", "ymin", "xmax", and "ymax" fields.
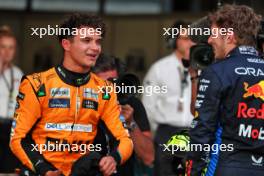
[
  {"xmin": 44, "ymin": 170, "xmax": 62, "ymax": 176},
  {"xmin": 99, "ymin": 156, "xmax": 117, "ymax": 176},
  {"xmin": 121, "ymin": 104, "xmax": 134, "ymax": 124},
  {"xmin": 188, "ymin": 67, "xmax": 198, "ymax": 78}
]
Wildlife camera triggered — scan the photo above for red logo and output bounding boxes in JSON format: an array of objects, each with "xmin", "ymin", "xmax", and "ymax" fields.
[
  {"xmin": 237, "ymin": 102, "xmax": 264, "ymax": 119},
  {"xmin": 243, "ymin": 81, "xmax": 264, "ymax": 101}
]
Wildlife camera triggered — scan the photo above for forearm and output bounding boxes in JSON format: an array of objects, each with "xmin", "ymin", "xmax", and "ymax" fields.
[
  {"xmin": 191, "ymin": 78, "xmax": 198, "ymax": 115},
  {"xmin": 129, "ymin": 127, "xmax": 154, "ymax": 166}
]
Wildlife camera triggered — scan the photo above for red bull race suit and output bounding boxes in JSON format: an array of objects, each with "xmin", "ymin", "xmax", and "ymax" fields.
[{"xmin": 186, "ymin": 46, "xmax": 264, "ymax": 176}]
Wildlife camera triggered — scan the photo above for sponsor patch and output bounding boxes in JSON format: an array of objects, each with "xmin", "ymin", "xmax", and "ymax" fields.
[
  {"xmin": 45, "ymin": 123, "xmax": 92, "ymax": 132},
  {"xmin": 243, "ymin": 81, "xmax": 264, "ymax": 101},
  {"xmin": 37, "ymin": 84, "xmax": 46, "ymax": 97},
  {"xmin": 83, "ymin": 88, "xmax": 98, "ymax": 100},
  {"xmin": 82, "ymin": 99, "xmax": 98, "ymax": 110},
  {"xmin": 17, "ymin": 92, "xmax": 25, "ymax": 100},
  {"xmin": 49, "ymin": 98, "xmax": 70, "ymax": 108},
  {"xmin": 234, "ymin": 67, "xmax": 264, "ymax": 77},
  {"xmin": 50, "ymin": 88, "xmax": 70, "ymax": 98},
  {"xmin": 252, "ymin": 155, "xmax": 263, "ymax": 166},
  {"xmin": 15, "ymin": 101, "xmax": 20, "ymax": 109}
]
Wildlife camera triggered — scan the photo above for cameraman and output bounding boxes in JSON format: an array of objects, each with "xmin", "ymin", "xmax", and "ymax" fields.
[
  {"xmin": 186, "ymin": 4, "xmax": 263, "ymax": 176},
  {"xmin": 142, "ymin": 21, "xmax": 195, "ymax": 176},
  {"xmin": 92, "ymin": 54, "xmax": 154, "ymax": 176}
]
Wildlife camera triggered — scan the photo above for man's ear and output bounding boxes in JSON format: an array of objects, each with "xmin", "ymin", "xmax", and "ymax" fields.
[
  {"xmin": 61, "ymin": 39, "xmax": 71, "ymax": 51},
  {"xmin": 226, "ymin": 33, "xmax": 237, "ymax": 45}
]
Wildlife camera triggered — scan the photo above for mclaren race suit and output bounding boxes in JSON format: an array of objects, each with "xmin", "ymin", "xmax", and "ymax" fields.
[
  {"xmin": 9, "ymin": 65, "xmax": 133, "ymax": 176},
  {"xmin": 186, "ymin": 46, "xmax": 264, "ymax": 176}
]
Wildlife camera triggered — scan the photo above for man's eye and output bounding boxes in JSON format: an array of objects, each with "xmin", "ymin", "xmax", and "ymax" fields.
[{"xmin": 84, "ymin": 38, "xmax": 91, "ymax": 42}]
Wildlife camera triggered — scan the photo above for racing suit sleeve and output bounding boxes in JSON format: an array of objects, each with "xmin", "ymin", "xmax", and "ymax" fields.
[
  {"xmin": 101, "ymin": 90, "xmax": 133, "ymax": 165},
  {"xmin": 186, "ymin": 67, "xmax": 222, "ymax": 176},
  {"xmin": 9, "ymin": 77, "xmax": 56, "ymax": 175}
]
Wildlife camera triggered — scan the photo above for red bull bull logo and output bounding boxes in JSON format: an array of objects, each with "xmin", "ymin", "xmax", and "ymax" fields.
[{"xmin": 243, "ymin": 81, "xmax": 264, "ymax": 101}]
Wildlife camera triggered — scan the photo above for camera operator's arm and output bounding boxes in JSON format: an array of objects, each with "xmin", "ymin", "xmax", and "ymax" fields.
[
  {"xmin": 121, "ymin": 104, "xmax": 154, "ymax": 166},
  {"xmin": 186, "ymin": 67, "xmax": 221, "ymax": 176},
  {"xmin": 189, "ymin": 68, "xmax": 199, "ymax": 115}
]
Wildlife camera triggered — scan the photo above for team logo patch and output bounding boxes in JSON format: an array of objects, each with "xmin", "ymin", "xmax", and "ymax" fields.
[
  {"xmin": 37, "ymin": 84, "xmax": 46, "ymax": 97},
  {"xmin": 49, "ymin": 98, "xmax": 70, "ymax": 108},
  {"xmin": 83, "ymin": 88, "xmax": 98, "ymax": 100},
  {"xmin": 82, "ymin": 99, "xmax": 98, "ymax": 110},
  {"xmin": 243, "ymin": 81, "xmax": 264, "ymax": 101},
  {"xmin": 45, "ymin": 123, "xmax": 92, "ymax": 132},
  {"xmin": 50, "ymin": 88, "xmax": 70, "ymax": 98}
]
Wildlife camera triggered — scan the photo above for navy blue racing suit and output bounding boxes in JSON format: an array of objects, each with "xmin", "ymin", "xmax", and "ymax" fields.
[{"xmin": 186, "ymin": 46, "xmax": 264, "ymax": 176}]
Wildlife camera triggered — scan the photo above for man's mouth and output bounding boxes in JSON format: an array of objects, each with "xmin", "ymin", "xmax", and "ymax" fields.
[{"xmin": 86, "ymin": 53, "xmax": 98, "ymax": 60}]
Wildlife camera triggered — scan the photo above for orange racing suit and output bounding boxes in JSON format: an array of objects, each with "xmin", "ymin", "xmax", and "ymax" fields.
[{"xmin": 9, "ymin": 65, "xmax": 133, "ymax": 176}]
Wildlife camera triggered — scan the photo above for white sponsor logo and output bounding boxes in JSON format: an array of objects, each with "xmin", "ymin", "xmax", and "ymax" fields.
[
  {"xmin": 199, "ymin": 84, "xmax": 208, "ymax": 92},
  {"xmin": 247, "ymin": 58, "xmax": 264, "ymax": 64},
  {"xmin": 195, "ymin": 100, "xmax": 203, "ymax": 108},
  {"xmin": 50, "ymin": 88, "xmax": 70, "ymax": 97},
  {"xmin": 251, "ymin": 155, "xmax": 263, "ymax": 166},
  {"xmin": 238, "ymin": 124, "xmax": 264, "ymax": 140},
  {"xmin": 45, "ymin": 123, "xmax": 92, "ymax": 132},
  {"xmin": 83, "ymin": 88, "xmax": 98, "ymax": 100},
  {"xmin": 197, "ymin": 94, "xmax": 205, "ymax": 99},
  {"xmin": 234, "ymin": 67, "xmax": 264, "ymax": 77},
  {"xmin": 239, "ymin": 46, "xmax": 258, "ymax": 55},
  {"xmin": 200, "ymin": 79, "xmax": 210, "ymax": 84}
]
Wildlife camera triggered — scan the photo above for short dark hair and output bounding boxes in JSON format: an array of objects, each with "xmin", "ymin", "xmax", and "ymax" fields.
[
  {"xmin": 92, "ymin": 53, "xmax": 126, "ymax": 76},
  {"xmin": 0, "ymin": 25, "xmax": 16, "ymax": 40},
  {"xmin": 58, "ymin": 13, "xmax": 106, "ymax": 42},
  {"xmin": 166, "ymin": 20, "xmax": 189, "ymax": 49},
  {"xmin": 209, "ymin": 4, "xmax": 262, "ymax": 46}
]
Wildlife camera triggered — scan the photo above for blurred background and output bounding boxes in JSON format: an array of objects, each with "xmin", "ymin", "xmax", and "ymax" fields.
[{"xmin": 0, "ymin": 0, "xmax": 263, "ymax": 76}]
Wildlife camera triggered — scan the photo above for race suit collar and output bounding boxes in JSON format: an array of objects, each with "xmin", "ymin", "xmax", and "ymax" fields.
[
  {"xmin": 226, "ymin": 45, "xmax": 259, "ymax": 58},
  {"xmin": 55, "ymin": 65, "xmax": 90, "ymax": 87}
]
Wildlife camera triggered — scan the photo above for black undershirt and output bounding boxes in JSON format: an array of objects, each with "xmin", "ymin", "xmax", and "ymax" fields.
[{"xmin": 55, "ymin": 65, "xmax": 90, "ymax": 87}]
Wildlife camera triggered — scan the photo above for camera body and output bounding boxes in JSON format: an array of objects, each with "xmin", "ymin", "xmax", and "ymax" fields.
[
  {"xmin": 190, "ymin": 43, "xmax": 215, "ymax": 69},
  {"xmin": 109, "ymin": 73, "xmax": 140, "ymax": 105}
]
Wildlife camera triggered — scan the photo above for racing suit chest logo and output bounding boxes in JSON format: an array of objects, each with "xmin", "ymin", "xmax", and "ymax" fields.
[
  {"xmin": 50, "ymin": 88, "xmax": 70, "ymax": 98},
  {"xmin": 237, "ymin": 103, "xmax": 264, "ymax": 119},
  {"xmin": 243, "ymin": 81, "xmax": 264, "ymax": 101}
]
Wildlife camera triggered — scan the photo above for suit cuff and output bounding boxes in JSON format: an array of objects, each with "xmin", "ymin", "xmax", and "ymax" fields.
[{"xmin": 110, "ymin": 150, "xmax": 122, "ymax": 165}]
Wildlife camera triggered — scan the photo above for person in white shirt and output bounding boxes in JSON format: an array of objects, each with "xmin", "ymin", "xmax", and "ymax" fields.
[
  {"xmin": 0, "ymin": 26, "xmax": 23, "ymax": 119},
  {"xmin": 142, "ymin": 21, "xmax": 195, "ymax": 176}
]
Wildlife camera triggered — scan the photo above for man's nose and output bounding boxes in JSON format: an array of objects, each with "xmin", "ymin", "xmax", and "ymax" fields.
[{"xmin": 90, "ymin": 41, "xmax": 100, "ymax": 51}]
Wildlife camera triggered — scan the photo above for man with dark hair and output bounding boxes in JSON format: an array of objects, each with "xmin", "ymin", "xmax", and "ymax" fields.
[
  {"xmin": 9, "ymin": 13, "xmax": 133, "ymax": 176},
  {"xmin": 186, "ymin": 4, "xmax": 263, "ymax": 176},
  {"xmin": 92, "ymin": 53, "xmax": 154, "ymax": 176}
]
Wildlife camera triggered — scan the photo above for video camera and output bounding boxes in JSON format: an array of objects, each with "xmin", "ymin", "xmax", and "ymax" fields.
[
  {"xmin": 188, "ymin": 16, "xmax": 215, "ymax": 70},
  {"xmin": 108, "ymin": 73, "xmax": 140, "ymax": 105},
  {"xmin": 189, "ymin": 18, "xmax": 264, "ymax": 70}
]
